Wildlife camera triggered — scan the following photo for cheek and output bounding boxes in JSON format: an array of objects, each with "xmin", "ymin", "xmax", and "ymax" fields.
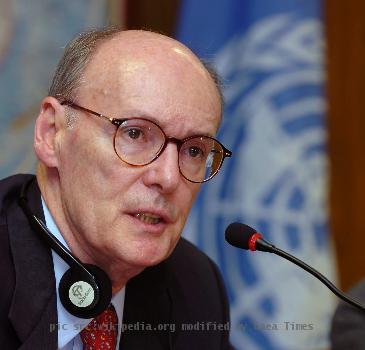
[
  {"xmin": 59, "ymin": 127, "xmax": 123, "ymax": 185},
  {"xmin": 57, "ymin": 130, "xmax": 129, "ymax": 223},
  {"xmin": 176, "ymin": 184, "xmax": 200, "ymax": 225}
]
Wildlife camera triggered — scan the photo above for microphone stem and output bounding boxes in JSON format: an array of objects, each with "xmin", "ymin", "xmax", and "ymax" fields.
[{"xmin": 272, "ymin": 246, "xmax": 365, "ymax": 312}]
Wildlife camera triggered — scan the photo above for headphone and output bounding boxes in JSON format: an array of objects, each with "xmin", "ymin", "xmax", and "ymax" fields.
[{"xmin": 18, "ymin": 179, "xmax": 112, "ymax": 319}]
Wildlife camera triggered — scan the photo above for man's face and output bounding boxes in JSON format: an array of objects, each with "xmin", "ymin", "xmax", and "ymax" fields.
[{"xmin": 53, "ymin": 33, "xmax": 221, "ymax": 277}]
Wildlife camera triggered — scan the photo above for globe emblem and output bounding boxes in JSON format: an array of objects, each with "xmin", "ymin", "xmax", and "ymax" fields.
[{"xmin": 184, "ymin": 14, "xmax": 337, "ymax": 349}]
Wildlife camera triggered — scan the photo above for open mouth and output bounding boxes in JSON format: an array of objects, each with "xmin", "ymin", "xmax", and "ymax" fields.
[{"xmin": 134, "ymin": 213, "xmax": 162, "ymax": 225}]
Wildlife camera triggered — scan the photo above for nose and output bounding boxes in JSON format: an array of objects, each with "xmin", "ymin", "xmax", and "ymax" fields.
[{"xmin": 142, "ymin": 142, "xmax": 181, "ymax": 193}]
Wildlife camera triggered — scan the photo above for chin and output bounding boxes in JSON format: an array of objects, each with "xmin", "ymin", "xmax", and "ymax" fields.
[
  {"xmin": 105, "ymin": 228, "xmax": 180, "ymax": 270},
  {"xmin": 127, "ymin": 243, "xmax": 175, "ymax": 268}
]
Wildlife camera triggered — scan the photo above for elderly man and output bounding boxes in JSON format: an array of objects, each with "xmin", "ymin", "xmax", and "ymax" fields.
[{"xmin": 0, "ymin": 28, "xmax": 233, "ymax": 349}]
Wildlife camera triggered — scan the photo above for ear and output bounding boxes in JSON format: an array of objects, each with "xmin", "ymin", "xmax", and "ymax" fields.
[{"xmin": 34, "ymin": 96, "xmax": 64, "ymax": 168}]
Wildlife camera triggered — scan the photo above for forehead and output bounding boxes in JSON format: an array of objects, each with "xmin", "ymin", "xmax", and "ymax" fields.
[{"xmin": 77, "ymin": 32, "xmax": 222, "ymax": 136}]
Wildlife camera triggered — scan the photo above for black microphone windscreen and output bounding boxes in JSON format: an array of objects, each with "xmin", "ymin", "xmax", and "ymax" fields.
[{"xmin": 225, "ymin": 222, "xmax": 257, "ymax": 249}]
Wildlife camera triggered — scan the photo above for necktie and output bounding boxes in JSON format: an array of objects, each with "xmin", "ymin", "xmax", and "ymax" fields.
[{"xmin": 80, "ymin": 304, "xmax": 118, "ymax": 350}]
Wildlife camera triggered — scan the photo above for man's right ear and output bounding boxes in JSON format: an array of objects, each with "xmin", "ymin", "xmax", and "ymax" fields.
[{"xmin": 34, "ymin": 96, "xmax": 65, "ymax": 168}]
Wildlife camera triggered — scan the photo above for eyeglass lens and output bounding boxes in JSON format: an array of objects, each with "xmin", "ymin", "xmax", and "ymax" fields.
[{"xmin": 113, "ymin": 118, "xmax": 224, "ymax": 183}]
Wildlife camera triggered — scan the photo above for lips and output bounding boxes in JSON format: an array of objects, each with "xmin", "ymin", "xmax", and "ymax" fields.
[
  {"xmin": 126, "ymin": 207, "xmax": 174, "ymax": 228},
  {"xmin": 134, "ymin": 213, "xmax": 162, "ymax": 225}
]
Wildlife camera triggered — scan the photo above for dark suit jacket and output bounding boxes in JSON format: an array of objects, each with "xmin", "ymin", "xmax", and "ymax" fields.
[
  {"xmin": 0, "ymin": 174, "xmax": 232, "ymax": 350},
  {"xmin": 330, "ymin": 279, "xmax": 365, "ymax": 350}
]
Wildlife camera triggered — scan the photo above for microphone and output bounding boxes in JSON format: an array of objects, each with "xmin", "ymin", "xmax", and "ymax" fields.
[{"xmin": 225, "ymin": 222, "xmax": 365, "ymax": 312}]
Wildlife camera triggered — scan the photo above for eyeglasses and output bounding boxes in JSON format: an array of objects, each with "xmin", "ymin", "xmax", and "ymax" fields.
[{"xmin": 60, "ymin": 101, "xmax": 232, "ymax": 183}]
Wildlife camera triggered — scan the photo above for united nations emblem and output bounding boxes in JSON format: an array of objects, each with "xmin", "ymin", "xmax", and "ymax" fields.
[{"xmin": 184, "ymin": 14, "xmax": 337, "ymax": 349}]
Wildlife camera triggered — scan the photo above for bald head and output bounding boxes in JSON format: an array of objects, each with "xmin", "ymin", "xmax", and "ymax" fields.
[{"xmin": 49, "ymin": 28, "xmax": 223, "ymax": 114}]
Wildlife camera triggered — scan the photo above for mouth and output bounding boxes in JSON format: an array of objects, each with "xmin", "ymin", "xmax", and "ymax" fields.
[{"xmin": 134, "ymin": 213, "xmax": 162, "ymax": 225}]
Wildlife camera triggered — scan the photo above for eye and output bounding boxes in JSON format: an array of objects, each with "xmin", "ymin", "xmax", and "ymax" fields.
[
  {"xmin": 127, "ymin": 128, "xmax": 142, "ymax": 139},
  {"xmin": 188, "ymin": 146, "xmax": 204, "ymax": 158}
]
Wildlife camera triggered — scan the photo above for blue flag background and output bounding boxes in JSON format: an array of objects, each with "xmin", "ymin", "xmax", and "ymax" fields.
[{"xmin": 177, "ymin": 1, "xmax": 337, "ymax": 349}]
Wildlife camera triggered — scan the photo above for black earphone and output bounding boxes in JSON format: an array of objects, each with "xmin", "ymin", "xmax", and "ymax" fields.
[{"xmin": 19, "ymin": 179, "xmax": 112, "ymax": 319}]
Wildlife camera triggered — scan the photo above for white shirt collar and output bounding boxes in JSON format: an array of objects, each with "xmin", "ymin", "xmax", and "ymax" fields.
[{"xmin": 41, "ymin": 198, "xmax": 125, "ymax": 350}]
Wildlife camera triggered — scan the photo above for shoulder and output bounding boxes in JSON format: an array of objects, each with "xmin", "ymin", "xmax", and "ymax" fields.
[
  {"xmin": 129, "ymin": 237, "xmax": 228, "ymax": 305},
  {"xmin": 123, "ymin": 238, "xmax": 232, "ymax": 349},
  {"xmin": 0, "ymin": 173, "xmax": 35, "ymax": 248},
  {"xmin": 0, "ymin": 174, "xmax": 35, "ymax": 222},
  {"xmin": 0, "ymin": 173, "xmax": 34, "ymax": 195},
  {"xmin": 164, "ymin": 237, "xmax": 229, "ymax": 316},
  {"xmin": 164, "ymin": 238, "xmax": 231, "ymax": 348},
  {"xmin": 129, "ymin": 237, "xmax": 225, "ymax": 292},
  {"xmin": 0, "ymin": 174, "xmax": 33, "ymax": 348},
  {"xmin": 170, "ymin": 237, "xmax": 217, "ymax": 266},
  {"xmin": 330, "ymin": 278, "xmax": 365, "ymax": 349},
  {"xmin": 168, "ymin": 237, "xmax": 223, "ymax": 281}
]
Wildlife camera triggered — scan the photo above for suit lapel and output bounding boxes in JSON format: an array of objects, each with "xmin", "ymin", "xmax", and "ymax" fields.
[
  {"xmin": 7, "ymin": 177, "xmax": 57, "ymax": 349},
  {"xmin": 121, "ymin": 262, "xmax": 173, "ymax": 350}
]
